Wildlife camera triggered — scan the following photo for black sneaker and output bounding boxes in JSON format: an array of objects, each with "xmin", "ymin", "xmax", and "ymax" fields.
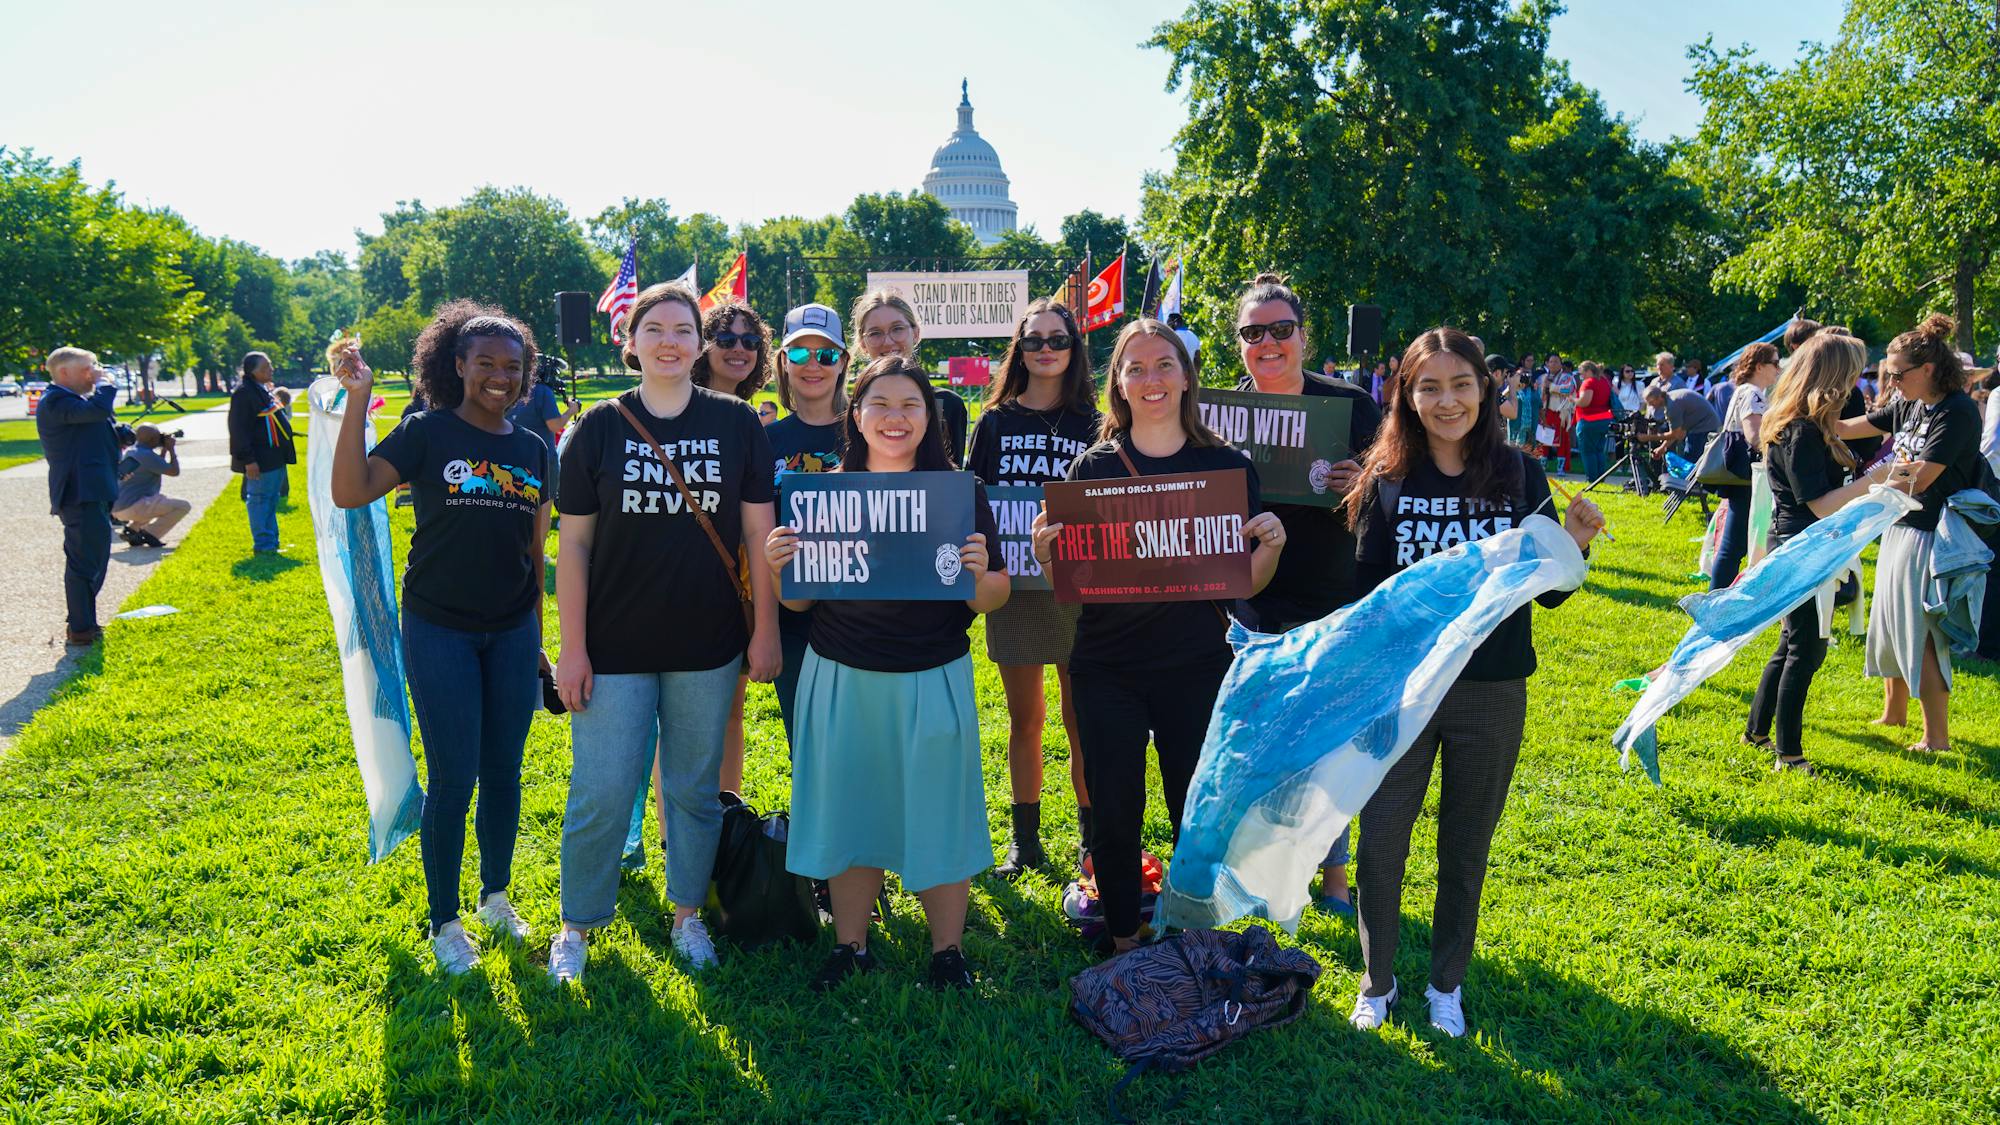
[
  {"xmin": 926, "ymin": 946, "xmax": 975, "ymax": 990},
  {"xmin": 809, "ymin": 942, "xmax": 878, "ymax": 993}
]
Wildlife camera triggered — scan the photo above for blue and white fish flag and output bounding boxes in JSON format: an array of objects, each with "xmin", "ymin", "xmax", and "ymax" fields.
[
  {"xmin": 1611, "ymin": 485, "xmax": 1920, "ymax": 783},
  {"xmin": 306, "ymin": 377, "xmax": 424, "ymax": 862},
  {"xmin": 1160, "ymin": 516, "xmax": 1588, "ymax": 934}
]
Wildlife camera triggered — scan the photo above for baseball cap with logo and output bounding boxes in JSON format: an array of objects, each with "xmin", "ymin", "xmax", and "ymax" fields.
[{"xmin": 782, "ymin": 304, "xmax": 844, "ymax": 349}]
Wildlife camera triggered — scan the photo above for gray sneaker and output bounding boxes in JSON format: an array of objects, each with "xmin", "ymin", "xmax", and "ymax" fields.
[
  {"xmin": 475, "ymin": 891, "xmax": 530, "ymax": 943},
  {"xmin": 548, "ymin": 929, "xmax": 588, "ymax": 984},
  {"xmin": 671, "ymin": 916, "xmax": 719, "ymax": 972},
  {"xmin": 431, "ymin": 922, "xmax": 479, "ymax": 976}
]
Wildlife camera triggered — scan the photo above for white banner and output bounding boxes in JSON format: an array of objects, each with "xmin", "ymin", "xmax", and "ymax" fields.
[{"xmin": 863, "ymin": 270, "xmax": 1030, "ymax": 339}]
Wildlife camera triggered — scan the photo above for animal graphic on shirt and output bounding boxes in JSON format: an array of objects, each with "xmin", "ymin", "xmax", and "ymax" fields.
[
  {"xmin": 443, "ymin": 459, "xmax": 543, "ymax": 505},
  {"xmin": 782, "ymin": 449, "xmax": 840, "ymax": 474}
]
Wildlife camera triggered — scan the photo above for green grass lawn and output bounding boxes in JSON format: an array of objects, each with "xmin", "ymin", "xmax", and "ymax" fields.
[
  {"xmin": 1, "ymin": 465, "xmax": 1996, "ymax": 1122},
  {"xmin": 0, "ymin": 403, "xmax": 199, "ymax": 471}
]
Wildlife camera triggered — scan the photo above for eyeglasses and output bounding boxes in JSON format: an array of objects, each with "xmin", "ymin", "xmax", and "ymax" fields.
[
  {"xmin": 1018, "ymin": 334, "xmax": 1074, "ymax": 353},
  {"xmin": 786, "ymin": 346, "xmax": 843, "ymax": 366},
  {"xmin": 712, "ymin": 332, "xmax": 761, "ymax": 350},
  {"xmin": 1236, "ymin": 320, "xmax": 1299, "ymax": 344},
  {"xmin": 861, "ymin": 323, "xmax": 913, "ymax": 344}
]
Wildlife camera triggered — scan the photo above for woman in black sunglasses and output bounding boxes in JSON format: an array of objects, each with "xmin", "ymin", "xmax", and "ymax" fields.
[
  {"xmin": 1233, "ymin": 272, "xmax": 1382, "ymax": 921},
  {"xmin": 691, "ymin": 302, "xmax": 772, "ymax": 403},
  {"xmin": 965, "ymin": 298, "xmax": 1101, "ymax": 877}
]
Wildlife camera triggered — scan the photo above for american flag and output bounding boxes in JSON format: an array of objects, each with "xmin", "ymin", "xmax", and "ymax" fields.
[{"xmin": 597, "ymin": 236, "xmax": 639, "ymax": 343}]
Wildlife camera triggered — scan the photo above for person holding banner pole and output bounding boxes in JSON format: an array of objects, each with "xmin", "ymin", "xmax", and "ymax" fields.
[
  {"xmin": 1232, "ymin": 274, "xmax": 1381, "ymax": 921},
  {"xmin": 1032, "ymin": 320, "xmax": 1286, "ymax": 957},
  {"xmin": 852, "ymin": 290, "xmax": 968, "ymax": 466},
  {"xmin": 549, "ymin": 282, "xmax": 781, "ymax": 984},
  {"xmin": 1342, "ymin": 327, "xmax": 1603, "ymax": 1038},
  {"xmin": 767, "ymin": 355, "xmax": 1009, "ymax": 991},
  {"xmin": 327, "ymin": 305, "xmax": 550, "ymax": 976},
  {"xmin": 966, "ymin": 299, "xmax": 1101, "ymax": 878}
]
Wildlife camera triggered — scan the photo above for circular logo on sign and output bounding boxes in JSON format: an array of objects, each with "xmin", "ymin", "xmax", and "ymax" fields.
[
  {"xmin": 1308, "ymin": 458, "xmax": 1333, "ymax": 495},
  {"xmin": 935, "ymin": 543, "xmax": 963, "ymax": 585},
  {"xmin": 443, "ymin": 460, "xmax": 473, "ymax": 486}
]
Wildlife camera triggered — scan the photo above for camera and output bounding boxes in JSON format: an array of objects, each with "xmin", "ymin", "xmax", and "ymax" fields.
[{"xmin": 535, "ymin": 353, "xmax": 569, "ymax": 393}]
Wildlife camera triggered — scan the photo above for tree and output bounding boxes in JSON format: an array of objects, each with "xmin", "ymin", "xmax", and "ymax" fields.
[
  {"xmin": 284, "ymin": 251, "xmax": 363, "ymax": 367},
  {"xmin": 743, "ymin": 215, "xmax": 842, "ymax": 317},
  {"xmin": 0, "ymin": 148, "xmax": 201, "ymax": 370},
  {"xmin": 408, "ymin": 187, "xmax": 604, "ymax": 357},
  {"xmin": 355, "ymin": 200, "xmax": 431, "ymax": 314},
  {"xmin": 1684, "ymin": 0, "xmax": 2000, "ymax": 352},
  {"xmin": 1139, "ymin": 0, "xmax": 1699, "ymax": 370}
]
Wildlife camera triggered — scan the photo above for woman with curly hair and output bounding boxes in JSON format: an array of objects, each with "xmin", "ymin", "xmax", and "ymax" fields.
[
  {"xmin": 329, "ymin": 300, "xmax": 551, "ymax": 976},
  {"xmin": 1836, "ymin": 314, "xmax": 1988, "ymax": 753}
]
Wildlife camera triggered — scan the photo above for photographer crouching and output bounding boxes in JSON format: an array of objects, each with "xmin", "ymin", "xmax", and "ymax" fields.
[{"xmin": 112, "ymin": 424, "xmax": 191, "ymax": 549}]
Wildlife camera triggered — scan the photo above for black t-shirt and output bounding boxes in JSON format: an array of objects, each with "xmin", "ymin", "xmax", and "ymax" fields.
[
  {"xmin": 1866, "ymin": 391, "xmax": 1984, "ymax": 531},
  {"xmin": 806, "ymin": 477, "xmax": 1002, "ymax": 673},
  {"xmin": 965, "ymin": 400, "xmax": 1099, "ymax": 486},
  {"xmin": 1840, "ymin": 387, "xmax": 1882, "ymax": 465},
  {"xmin": 1233, "ymin": 373, "xmax": 1383, "ymax": 630},
  {"xmin": 1353, "ymin": 451, "xmax": 1571, "ymax": 681},
  {"xmin": 1767, "ymin": 418, "xmax": 1849, "ymax": 543},
  {"xmin": 558, "ymin": 387, "xmax": 776, "ymax": 673},
  {"xmin": 936, "ymin": 388, "xmax": 970, "ymax": 466},
  {"xmin": 1065, "ymin": 440, "xmax": 1263, "ymax": 676},
  {"xmin": 766, "ymin": 413, "xmax": 846, "ymax": 638},
  {"xmin": 372, "ymin": 410, "xmax": 548, "ymax": 632}
]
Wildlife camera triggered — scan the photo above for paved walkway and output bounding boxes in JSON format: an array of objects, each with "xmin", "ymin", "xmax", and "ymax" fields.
[{"xmin": 0, "ymin": 404, "xmax": 241, "ymax": 748}]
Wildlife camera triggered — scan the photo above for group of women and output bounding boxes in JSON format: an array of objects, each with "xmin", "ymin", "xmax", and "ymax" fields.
[{"xmin": 326, "ymin": 274, "xmax": 1983, "ymax": 1040}]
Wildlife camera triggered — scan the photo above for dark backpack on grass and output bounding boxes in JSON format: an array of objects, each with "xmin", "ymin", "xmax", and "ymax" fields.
[
  {"xmin": 707, "ymin": 792, "xmax": 819, "ymax": 951},
  {"xmin": 1070, "ymin": 927, "xmax": 1321, "ymax": 1121}
]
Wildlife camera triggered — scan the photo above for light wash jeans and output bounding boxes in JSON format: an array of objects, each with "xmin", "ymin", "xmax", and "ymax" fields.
[
  {"xmin": 560, "ymin": 659, "xmax": 737, "ymax": 925},
  {"xmin": 244, "ymin": 471, "xmax": 282, "ymax": 551}
]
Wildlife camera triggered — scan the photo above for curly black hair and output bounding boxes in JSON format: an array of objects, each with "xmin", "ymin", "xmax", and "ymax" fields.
[
  {"xmin": 409, "ymin": 299, "xmax": 538, "ymax": 411},
  {"xmin": 690, "ymin": 301, "xmax": 772, "ymax": 401}
]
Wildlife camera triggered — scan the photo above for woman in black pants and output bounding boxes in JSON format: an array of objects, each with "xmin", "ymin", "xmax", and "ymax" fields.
[
  {"xmin": 1343, "ymin": 327, "xmax": 1603, "ymax": 1039},
  {"xmin": 1031, "ymin": 319, "xmax": 1285, "ymax": 956},
  {"xmin": 1744, "ymin": 330, "xmax": 1895, "ymax": 773}
]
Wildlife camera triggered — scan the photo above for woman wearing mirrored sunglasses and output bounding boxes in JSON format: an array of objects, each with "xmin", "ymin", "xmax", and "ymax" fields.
[
  {"xmin": 852, "ymin": 290, "xmax": 968, "ymax": 466},
  {"xmin": 965, "ymin": 298, "xmax": 1101, "ymax": 878},
  {"xmin": 1233, "ymin": 273, "xmax": 1382, "ymax": 921}
]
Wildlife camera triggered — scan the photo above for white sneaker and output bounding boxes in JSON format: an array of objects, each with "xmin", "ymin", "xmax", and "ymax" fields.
[
  {"xmin": 1349, "ymin": 982, "xmax": 1397, "ymax": 1030},
  {"xmin": 1425, "ymin": 984, "xmax": 1466, "ymax": 1038},
  {"xmin": 431, "ymin": 921, "xmax": 479, "ymax": 976},
  {"xmin": 672, "ymin": 916, "xmax": 719, "ymax": 972},
  {"xmin": 548, "ymin": 928, "xmax": 588, "ymax": 984},
  {"xmin": 475, "ymin": 891, "xmax": 530, "ymax": 943}
]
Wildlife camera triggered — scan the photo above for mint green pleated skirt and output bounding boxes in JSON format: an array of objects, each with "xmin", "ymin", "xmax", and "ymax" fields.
[{"xmin": 785, "ymin": 648, "xmax": 993, "ymax": 891}]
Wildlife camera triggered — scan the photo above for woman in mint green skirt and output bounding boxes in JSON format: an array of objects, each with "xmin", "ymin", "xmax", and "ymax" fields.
[{"xmin": 764, "ymin": 356, "xmax": 1011, "ymax": 993}]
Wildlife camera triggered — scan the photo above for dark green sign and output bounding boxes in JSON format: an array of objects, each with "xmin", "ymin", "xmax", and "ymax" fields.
[{"xmin": 1195, "ymin": 388, "xmax": 1353, "ymax": 506}]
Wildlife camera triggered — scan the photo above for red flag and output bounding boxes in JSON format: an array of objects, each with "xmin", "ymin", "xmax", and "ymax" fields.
[
  {"xmin": 701, "ymin": 252, "xmax": 747, "ymax": 312},
  {"xmin": 1082, "ymin": 249, "xmax": 1125, "ymax": 333}
]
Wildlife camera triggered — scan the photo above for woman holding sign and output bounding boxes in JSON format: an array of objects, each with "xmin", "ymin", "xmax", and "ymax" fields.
[
  {"xmin": 966, "ymin": 298, "xmax": 1101, "ymax": 877},
  {"xmin": 1341, "ymin": 327, "xmax": 1603, "ymax": 1039},
  {"xmin": 1032, "ymin": 319, "xmax": 1286, "ymax": 956},
  {"xmin": 765, "ymin": 355, "xmax": 1010, "ymax": 991},
  {"xmin": 851, "ymin": 289, "xmax": 968, "ymax": 465},
  {"xmin": 1233, "ymin": 274, "xmax": 1382, "ymax": 920},
  {"xmin": 548, "ymin": 281, "xmax": 781, "ymax": 984}
]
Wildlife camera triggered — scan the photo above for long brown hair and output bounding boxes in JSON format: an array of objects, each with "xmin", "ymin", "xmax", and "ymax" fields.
[
  {"xmin": 1099, "ymin": 318, "xmax": 1225, "ymax": 448},
  {"xmin": 1761, "ymin": 331, "xmax": 1863, "ymax": 470},
  {"xmin": 837, "ymin": 356, "xmax": 953, "ymax": 472},
  {"xmin": 986, "ymin": 298, "xmax": 1095, "ymax": 413},
  {"xmin": 1887, "ymin": 313, "xmax": 1967, "ymax": 396},
  {"xmin": 1344, "ymin": 326, "xmax": 1511, "ymax": 529},
  {"xmin": 690, "ymin": 301, "xmax": 771, "ymax": 400}
]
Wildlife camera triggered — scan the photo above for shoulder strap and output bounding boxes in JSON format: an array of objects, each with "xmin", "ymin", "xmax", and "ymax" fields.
[
  {"xmin": 1114, "ymin": 442, "xmax": 1141, "ymax": 478},
  {"xmin": 609, "ymin": 396, "xmax": 750, "ymax": 605}
]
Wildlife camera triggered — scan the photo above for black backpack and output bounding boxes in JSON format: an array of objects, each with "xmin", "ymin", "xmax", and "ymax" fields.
[{"xmin": 707, "ymin": 792, "xmax": 819, "ymax": 951}]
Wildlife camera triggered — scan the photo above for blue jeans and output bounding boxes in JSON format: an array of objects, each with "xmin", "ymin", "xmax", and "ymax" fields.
[
  {"xmin": 621, "ymin": 722, "xmax": 661, "ymax": 868},
  {"xmin": 561, "ymin": 660, "xmax": 737, "ymax": 923},
  {"xmin": 1576, "ymin": 417, "xmax": 1610, "ymax": 481},
  {"xmin": 1710, "ymin": 483, "xmax": 1753, "ymax": 590},
  {"xmin": 244, "ymin": 471, "xmax": 281, "ymax": 551},
  {"xmin": 402, "ymin": 609, "xmax": 539, "ymax": 932}
]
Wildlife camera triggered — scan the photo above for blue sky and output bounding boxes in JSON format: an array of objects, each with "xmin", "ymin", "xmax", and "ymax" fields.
[{"xmin": 0, "ymin": 0, "xmax": 1844, "ymax": 263}]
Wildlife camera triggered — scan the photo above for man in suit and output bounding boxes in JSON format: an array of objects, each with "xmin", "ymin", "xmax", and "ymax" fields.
[
  {"xmin": 37, "ymin": 347, "xmax": 120, "ymax": 645},
  {"xmin": 227, "ymin": 351, "xmax": 295, "ymax": 553}
]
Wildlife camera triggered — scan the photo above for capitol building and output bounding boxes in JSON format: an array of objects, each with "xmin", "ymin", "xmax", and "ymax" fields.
[{"xmin": 922, "ymin": 81, "xmax": 1017, "ymax": 246}]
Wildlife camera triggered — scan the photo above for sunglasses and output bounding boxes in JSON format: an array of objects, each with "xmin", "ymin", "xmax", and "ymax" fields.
[
  {"xmin": 786, "ymin": 346, "xmax": 843, "ymax": 366},
  {"xmin": 1018, "ymin": 334, "xmax": 1074, "ymax": 353},
  {"xmin": 712, "ymin": 332, "xmax": 761, "ymax": 350},
  {"xmin": 1236, "ymin": 320, "xmax": 1299, "ymax": 344}
]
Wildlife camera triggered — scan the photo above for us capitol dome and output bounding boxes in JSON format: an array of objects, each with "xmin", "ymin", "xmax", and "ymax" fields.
[{"xmin": 921, "ymin": 80, "xmax": 1017, "ymax": 247}]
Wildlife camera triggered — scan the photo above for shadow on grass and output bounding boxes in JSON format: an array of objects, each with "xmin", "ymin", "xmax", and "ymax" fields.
[
  {"xmin": 1672, "ymin": 799, "xmax": 1997, "ymax": 879},
  {"xmin": 1811, "ymin": 761, "xmax": 2000, "ymax": 830},
  {"xmin": 1584, "ymin": 580, "xmax": 1689, "ymax": 616},
  {"xmin": 230, "ymin": 553, "xmax": 305, "ymax": 581}
]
